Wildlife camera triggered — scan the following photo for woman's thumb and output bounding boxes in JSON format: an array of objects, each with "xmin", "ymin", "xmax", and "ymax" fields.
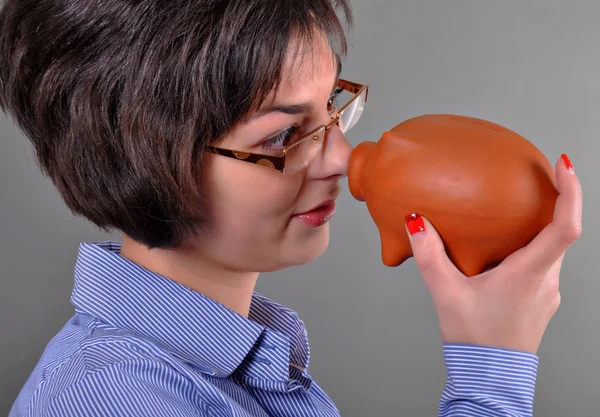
[{"xmin": 405, "ymin": 213, "xmax": 459, "ymax": 291}]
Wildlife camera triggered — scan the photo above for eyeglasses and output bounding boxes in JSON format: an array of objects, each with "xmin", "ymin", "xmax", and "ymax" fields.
[{"xmin": 206, "ymin": 78, "xmax": 368, "ymax": 175}]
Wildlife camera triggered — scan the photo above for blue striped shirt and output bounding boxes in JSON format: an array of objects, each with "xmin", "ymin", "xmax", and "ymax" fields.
[{"xmin": 10, "ymin": 241, "xmax": 539, "ymax": 416}]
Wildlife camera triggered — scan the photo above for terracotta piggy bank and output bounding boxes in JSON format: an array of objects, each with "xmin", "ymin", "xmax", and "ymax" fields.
[{"xmin": 348, "ymin": 114, "xmax": 559, "ymax": 277}]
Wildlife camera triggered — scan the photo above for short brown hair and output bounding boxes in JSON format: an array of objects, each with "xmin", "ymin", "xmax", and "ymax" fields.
[{"xmin": 0, "ymin": 0, "xmax": 352, "ymax": 248}]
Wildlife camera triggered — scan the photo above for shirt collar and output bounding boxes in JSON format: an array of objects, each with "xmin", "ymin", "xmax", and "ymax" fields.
[{"xmin": 70, "ymin": 241, "xmax": 311, "ymax": 386}]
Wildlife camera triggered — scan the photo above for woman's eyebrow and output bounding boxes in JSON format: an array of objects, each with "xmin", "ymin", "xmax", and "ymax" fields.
[
  {"xmin": 256, "ymin": 102, "xmax": 313, "ymax": 118},
  {"xmin": 252, "ymin": 55, "xmax": 342, "ymax": 120},
  {"xmin": 335, "ymin": 53, "xmax": 342, "ymax": 82}
]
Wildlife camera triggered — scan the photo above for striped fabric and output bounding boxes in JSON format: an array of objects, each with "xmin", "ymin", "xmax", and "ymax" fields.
[{"xmin": 10, "ymin": 241, "xmax": 539, "ymax": 416}]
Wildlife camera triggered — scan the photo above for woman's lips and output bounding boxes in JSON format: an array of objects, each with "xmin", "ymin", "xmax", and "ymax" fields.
[{"xmin": 293, "ymin": 201, "xmax": 337, "ymax": 227}]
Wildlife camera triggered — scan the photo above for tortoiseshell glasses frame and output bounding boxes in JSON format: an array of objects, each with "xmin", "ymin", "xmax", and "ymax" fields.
[{"xmin": 206, "ymin": 79, "xmax": 368, "ymax": 175}]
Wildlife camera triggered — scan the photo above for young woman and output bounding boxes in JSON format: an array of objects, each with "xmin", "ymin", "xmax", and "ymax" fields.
[{"xmin": 1, "ymin": 0, "xmax": 582, "ymax": 416}]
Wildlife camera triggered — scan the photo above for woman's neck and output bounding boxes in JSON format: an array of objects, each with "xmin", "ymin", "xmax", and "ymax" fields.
[{"xmin": 119, "ymin": 234, "xmax": 259, "ymax": 318}]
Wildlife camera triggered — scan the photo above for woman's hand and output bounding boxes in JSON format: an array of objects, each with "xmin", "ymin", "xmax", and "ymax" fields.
[{"xmin": 405, "ymin": 154, "xmax": 582, "ymax": 354}]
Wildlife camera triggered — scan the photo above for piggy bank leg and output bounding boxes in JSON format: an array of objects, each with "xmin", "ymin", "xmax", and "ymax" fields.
[
  {"xmin": 379, "ymin": 228, "xmax": 413, "ymax": 267},
  {"xmin": 445, "ymin": 243, "xmax": 496, "ymax": 278},
  {"xmin": 454, "ymin": 259, "xmax": 489, "ymax": 277}
]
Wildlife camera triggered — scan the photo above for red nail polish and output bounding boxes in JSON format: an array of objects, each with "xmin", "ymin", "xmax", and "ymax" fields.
[
  {"xmin": 405, "ymin": 213, "xmax": 426, "ymax": 235},
  {"xmin": 561, "ymin": 153, "xmax": 574, "ymax": 172}
]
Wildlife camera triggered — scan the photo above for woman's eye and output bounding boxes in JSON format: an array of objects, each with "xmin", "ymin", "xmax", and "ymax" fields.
[
  {"xmin": 260, "ymin": 125, "xmax": 300, "ymax": 151},
  {"xmin": 259, "ymin": 88, "xmax": 343, "ymax": 152},
  {"xmin": 327, "ymin": 87, "xmax": 344, "ymax": 113}
]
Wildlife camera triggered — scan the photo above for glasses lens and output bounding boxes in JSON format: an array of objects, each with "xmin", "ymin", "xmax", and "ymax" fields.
[
  {"xmin": 338, "ymin": 88, "xmax": 366, "ymax": 133},
  {"xmin": 282, "ymin": 127, "xmax": 326, "ymax": 175}
]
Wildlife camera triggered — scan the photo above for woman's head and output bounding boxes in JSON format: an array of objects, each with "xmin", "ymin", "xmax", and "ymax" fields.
[{"xmin": 0, "ymin": 0, "xmax": 364, "ymax": 272}]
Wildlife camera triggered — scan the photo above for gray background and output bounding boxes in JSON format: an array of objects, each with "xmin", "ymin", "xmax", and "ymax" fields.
[{"xmin": 1, "ymin": 1, "xmax": 598, "ymax": 416}]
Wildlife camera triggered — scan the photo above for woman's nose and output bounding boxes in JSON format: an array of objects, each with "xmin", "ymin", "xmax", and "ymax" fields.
[{"xmin": 309, "ymin": 123, "xmax": 352, "ymax": 179}]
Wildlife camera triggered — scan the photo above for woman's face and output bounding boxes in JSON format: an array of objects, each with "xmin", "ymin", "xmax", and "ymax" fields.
[{"xmin": 195, "ymin": 33, "xmax": 352, "ymax": 272}]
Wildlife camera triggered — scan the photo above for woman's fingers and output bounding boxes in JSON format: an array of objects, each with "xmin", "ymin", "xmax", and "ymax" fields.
[
  {"xmin": 505, "ymin": 154, "xmax": 582, "ymax": 276},
  {"xmin": 405, "ymin": 214, "xmax": 462, "ymax": 297}
]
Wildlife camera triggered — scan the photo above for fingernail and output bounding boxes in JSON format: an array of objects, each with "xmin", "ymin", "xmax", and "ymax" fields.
[
  {"xmin": 405, "ymin": 213, "xmax": 426, "ymax": 235},
  {"xmin": 561, "ymin": 153, "xmax": 574, "ymax": 173}
]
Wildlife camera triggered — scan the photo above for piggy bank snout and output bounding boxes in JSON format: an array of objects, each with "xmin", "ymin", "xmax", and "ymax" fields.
[{"xmin": 348, "ymin": 141, "xmax": 376, "ymax": 202}]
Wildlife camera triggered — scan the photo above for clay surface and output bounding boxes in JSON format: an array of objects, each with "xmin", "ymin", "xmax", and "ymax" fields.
[{"xmin": 348, "ymin": 114, "xmax": 559, "ymax": 277}]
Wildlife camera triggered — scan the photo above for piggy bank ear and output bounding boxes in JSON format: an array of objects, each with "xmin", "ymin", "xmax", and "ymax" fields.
[{"xmin": 380, "ymin": 130, "xmax": 420, "ymax": 150}]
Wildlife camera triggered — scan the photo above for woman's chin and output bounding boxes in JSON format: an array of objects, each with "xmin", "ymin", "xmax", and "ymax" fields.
[
  {"xmin": 292, "ymin": 225, "xmax": 331, "ymax": 265},
  {"xmin": 252, "ymin": 225, "xmax": 331, "ymax": 273}
]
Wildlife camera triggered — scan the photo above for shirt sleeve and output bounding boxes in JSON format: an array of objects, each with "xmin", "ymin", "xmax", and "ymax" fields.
[{"xmin": 439, "ymin": 344, "xmax": 539, "ymax": 417}]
